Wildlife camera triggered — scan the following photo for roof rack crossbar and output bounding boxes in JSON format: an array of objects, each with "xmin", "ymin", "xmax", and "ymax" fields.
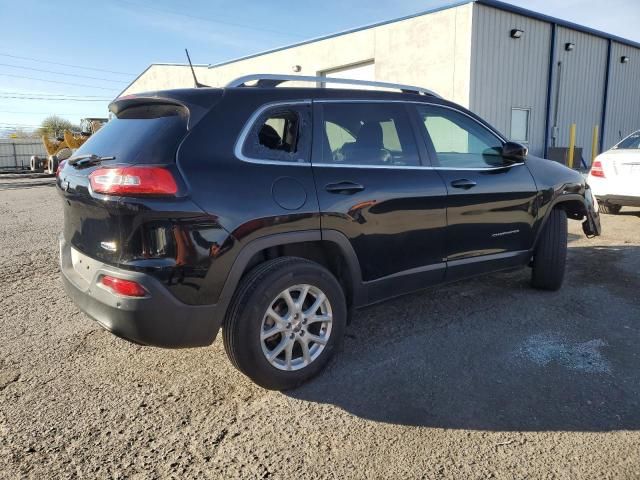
[{"xmin": 226, "ymin": 74, "xmax": 441, "ymax": 98}]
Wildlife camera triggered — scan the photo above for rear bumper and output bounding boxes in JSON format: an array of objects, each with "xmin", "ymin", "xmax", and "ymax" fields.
[
  {"xmin": 59, "ymin": 236, "xmax": 221, "ymax": 348},
  {"xmin": 595, "ymin": 194, "xmax": 640, "ymax": 207}
]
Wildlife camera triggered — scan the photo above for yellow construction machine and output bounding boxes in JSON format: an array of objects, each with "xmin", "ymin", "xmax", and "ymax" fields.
[{"xmin": 30, "ymin": 117, "xmax": 107, "ymax": 174}]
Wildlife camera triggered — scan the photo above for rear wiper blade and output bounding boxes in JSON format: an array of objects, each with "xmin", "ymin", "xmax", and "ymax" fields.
[{"xmin": 68, "ymin": 154, "xmax": 116, "ymax": 167}]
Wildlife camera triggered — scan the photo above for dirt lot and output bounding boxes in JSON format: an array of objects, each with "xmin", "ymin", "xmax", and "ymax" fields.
[{"xmin": 0, "ymin": 175, "xmax": 639, "ymax": 479}]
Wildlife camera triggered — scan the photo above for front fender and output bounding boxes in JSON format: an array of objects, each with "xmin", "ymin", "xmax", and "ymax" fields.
[
  {"xmin": 533, "ymin": 190, "xmax": 601, "ymax": 250},
  {"xmin": 526, "ymin": 158, "xmax": 601, "ymax": 246}
]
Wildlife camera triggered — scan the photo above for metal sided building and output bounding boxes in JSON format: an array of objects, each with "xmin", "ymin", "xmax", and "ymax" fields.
[{"xmin": 121, "ymin": 0, "xmax": 640, "ymax": 164}]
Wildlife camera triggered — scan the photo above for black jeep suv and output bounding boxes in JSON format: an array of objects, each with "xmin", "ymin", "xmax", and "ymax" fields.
[{"xmin": 58, "ymin": 74, "xmax": 601, "ymax": 390}]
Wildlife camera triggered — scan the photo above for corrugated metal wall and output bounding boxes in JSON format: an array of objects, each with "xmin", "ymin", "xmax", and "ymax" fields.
[
  {"xmin": 0, "ymin": 140, "xmax": 47, "ymax": 169},
  {"xmin": 603, "ymin": 42, "xmax": 640, "ymax": 150},
  {"xmin": 549, "ymin": 26, "xmax": 608, "ymax": 164},
  {"xmin": 470, "ymin": 4, "xmax": 551, "ymax": 156},
  {"xmin": 470, "ymin": 4, "xmax": 638, "ymax": 165}
]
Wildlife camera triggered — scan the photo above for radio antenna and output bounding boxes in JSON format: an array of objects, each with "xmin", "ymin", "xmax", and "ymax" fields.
[{"xmin": 185, "ymin": 48, "xmax": 208, "ymax": 88}]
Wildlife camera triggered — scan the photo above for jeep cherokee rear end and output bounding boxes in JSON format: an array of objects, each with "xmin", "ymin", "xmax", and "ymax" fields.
[{"xmin": 58, "ymin": 89, "xmax": 233, "ymax": 347}]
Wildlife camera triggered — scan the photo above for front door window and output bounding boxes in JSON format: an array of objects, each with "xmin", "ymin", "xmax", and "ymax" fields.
[{"xmin": 415, "ymin": 105, "xmax": 506, "ymax": 169}]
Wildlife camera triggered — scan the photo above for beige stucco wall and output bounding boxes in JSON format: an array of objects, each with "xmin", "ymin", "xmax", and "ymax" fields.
[
  {"xmin": 119, "ymin": 64, "xmax": 210, "ymax": 96},
  {"xmin": 121, "ymin": 4, "xmax": 473, "ymax": 106}
]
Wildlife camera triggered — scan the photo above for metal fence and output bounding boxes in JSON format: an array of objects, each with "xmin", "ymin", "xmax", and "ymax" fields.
[{"xmin": 0, "ymin": 140, "xmax": 47, "ymax": 170}]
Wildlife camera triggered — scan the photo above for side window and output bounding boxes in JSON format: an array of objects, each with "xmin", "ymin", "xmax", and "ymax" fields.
[
  {"xmin": 242, "ymin": 105, "xmax": 310, "ymax": 163},
  {"xmin": 319, "ymin": 103, "xmax": 419, "ymax": 166},
  {"xmin": 415, "ymin": 105, "xmax": 505, "ymax": 168}
]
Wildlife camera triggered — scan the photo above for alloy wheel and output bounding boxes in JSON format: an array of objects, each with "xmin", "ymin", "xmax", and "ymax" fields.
[{"xmin": 260, "ymin": 284, "xmax": 333, "ymax": 371}]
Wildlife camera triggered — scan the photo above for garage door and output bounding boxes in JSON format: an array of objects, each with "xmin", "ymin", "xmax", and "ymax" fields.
[{"xmin": 321, "ymin": 62, "xmax": 375, "ymax": 89}]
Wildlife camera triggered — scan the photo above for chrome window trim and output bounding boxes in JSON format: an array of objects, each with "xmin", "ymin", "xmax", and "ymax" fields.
[
  {"xmin": 312, "ymin": 163, "xmax": 427, "ymax": 170},
  {"xmin": 311, "ymin": 162, "xmax": 525, "ymax": 171},
  {"xmin": 234, "ymin": 100, "xmax": 313, "ymax": 167},
  {"xmin": 234, "ymin": 98, "xmax": 520, "ymax": 172},
  {"xmin": 437, "ymin": 163, "xmax": 525, "ymax": 171}
]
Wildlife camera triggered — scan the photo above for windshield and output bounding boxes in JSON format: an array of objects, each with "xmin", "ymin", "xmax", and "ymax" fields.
[{"xmin": 614, "ymin": 131, "xmax": 640, "ymax": 149}]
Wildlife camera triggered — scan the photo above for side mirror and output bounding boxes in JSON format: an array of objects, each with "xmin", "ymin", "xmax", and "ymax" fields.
[{"xmin": 502, "ymin": 142, "xmax": 528, "ymax": 160}]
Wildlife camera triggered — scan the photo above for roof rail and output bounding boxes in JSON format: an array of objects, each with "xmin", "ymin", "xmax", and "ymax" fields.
[{"xmin": 226, "ymin": 74, "xmax": 441, "ymax": 98}]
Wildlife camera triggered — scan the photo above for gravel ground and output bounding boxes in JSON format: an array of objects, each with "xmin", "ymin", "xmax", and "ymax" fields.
[{"xmin": 1, "ymin": 176, "xmax": 639, "ymax": 479}]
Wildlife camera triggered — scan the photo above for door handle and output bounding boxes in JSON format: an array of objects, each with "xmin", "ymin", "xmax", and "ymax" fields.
[
  {"xmin": 450, "ymin": 179, "xmax": 477, "ymax": 190},
  {"xmin": 325, "ymin": 181, "xmax": 365, "ymax": 194}
]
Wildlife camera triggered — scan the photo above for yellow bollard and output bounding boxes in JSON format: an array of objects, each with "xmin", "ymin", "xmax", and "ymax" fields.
[
  {"xmin": 568, "ymin": 123, "xmax": 577, "ymax": 169},
  {"xmin": 591, "ymin": 125, "xmax": 599, "ymax": 165}
]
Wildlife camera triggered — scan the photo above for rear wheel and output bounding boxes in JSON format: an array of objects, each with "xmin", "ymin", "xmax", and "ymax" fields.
[
  {"xmin": 531, "ymin": 208, "xmax": 568, "ymax": 291},
  {"xmin": 598, "ymin": 202, "xmax": 621, "ymax": 215},
  {"xmin": 223, "ymin": 257, "xmax": 346, "ymax": 390}
]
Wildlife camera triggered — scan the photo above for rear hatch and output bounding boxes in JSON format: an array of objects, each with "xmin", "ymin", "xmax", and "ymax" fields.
[{"xmin": 58, "ymin": 89, "xmax": 223, "ymax": 265}]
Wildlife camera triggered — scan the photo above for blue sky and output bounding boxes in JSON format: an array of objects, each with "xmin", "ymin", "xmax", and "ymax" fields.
[{"xmin": 1, "ymin": 0, "xmax": 638, "ymax": 133}]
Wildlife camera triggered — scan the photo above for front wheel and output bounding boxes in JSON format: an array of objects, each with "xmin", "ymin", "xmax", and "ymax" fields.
[
  {"xmin": 223, "ymin": 257, "xmax": 347, "ymax": 390},
  {"xmin": 531, "ymin": 208, "xmax": 568, "ymax": 291}
]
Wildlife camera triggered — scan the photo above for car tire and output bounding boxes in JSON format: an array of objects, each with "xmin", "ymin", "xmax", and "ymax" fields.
[
  {"xmin": 531, "ymin": 208, "xmax": 568, "ymax": 291},
  {"xmin": 223, "ymin": 257, "xmax": 347, "ymax": 390},
  {"xmin": 598, "ymin": 203, "xmax": 621, "ymax": 215}
]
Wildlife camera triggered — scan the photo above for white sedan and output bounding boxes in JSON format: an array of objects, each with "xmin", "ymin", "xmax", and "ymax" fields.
[{"xmin": 588, "ymin": 130, "xmax": 640, "ymax": 214}]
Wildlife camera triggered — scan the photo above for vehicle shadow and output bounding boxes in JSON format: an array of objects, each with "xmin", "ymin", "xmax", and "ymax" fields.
[
  {"xmin": 0, "ymin": 179, "xmax": 55, "ymax": 190},
  {"xmin": 619, "ymin": 208, "xmax": 640, "ymax": 218},
  {"xmin": 287, "ymin": 245, "xmax": 640, "ymax": 431}
]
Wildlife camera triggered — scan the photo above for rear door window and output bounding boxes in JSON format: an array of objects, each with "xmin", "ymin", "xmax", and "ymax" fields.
[
  {"xmin": 318, "ymin": 102, "xmax": 419, "ymax": 167},
  {"xmin": 241, "ymin": 104, "xmax": 311, "ymax": 163}
]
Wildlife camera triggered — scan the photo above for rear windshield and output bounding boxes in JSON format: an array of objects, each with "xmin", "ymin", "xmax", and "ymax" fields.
[
  {"xmin": 74, "ymin": 104, "xmax": 188, "ymax": 164},
  {"xmin": 614, "ymin": 132, "xmax": 640, "ymax": 150}
]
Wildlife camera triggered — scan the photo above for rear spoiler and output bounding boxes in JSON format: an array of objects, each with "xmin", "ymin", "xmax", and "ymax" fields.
[{"xmin": 109, "ymin": 88, "xmax": 224, "ymax": 130}]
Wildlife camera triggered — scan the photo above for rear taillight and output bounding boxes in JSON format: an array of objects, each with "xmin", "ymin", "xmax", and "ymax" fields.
[
  {"xmin": 89, "ymin": 167, "xmax": 178, "ymax": 196},
  {"xmin": 56, "ymin": 160, "xmax": 66, "ymax": 177},
  {"xmin": 590, "ymin": 160, "xmax": 605, "ymax": 178},
  {"xmin": 100, "ymin": 275, "xmax": 147, "ymax": 297}
]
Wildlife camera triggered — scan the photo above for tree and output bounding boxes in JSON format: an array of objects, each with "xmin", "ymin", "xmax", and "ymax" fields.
[{"xmin": 38, "ymin": 116, "xmax": 78, "ymax": 139}]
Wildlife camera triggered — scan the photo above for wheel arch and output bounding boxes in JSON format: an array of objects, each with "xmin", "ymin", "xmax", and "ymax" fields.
[
  {"xmin": 218, "ymin": 230, "xmax": 364, "ymax": 313},
  {"xmin": 553, "ymin": 195, "xmax": 588, "ymax": 220},
  {"xmin": 532, "ymin": 193, "xmax": 586, "ymax": 250}
]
